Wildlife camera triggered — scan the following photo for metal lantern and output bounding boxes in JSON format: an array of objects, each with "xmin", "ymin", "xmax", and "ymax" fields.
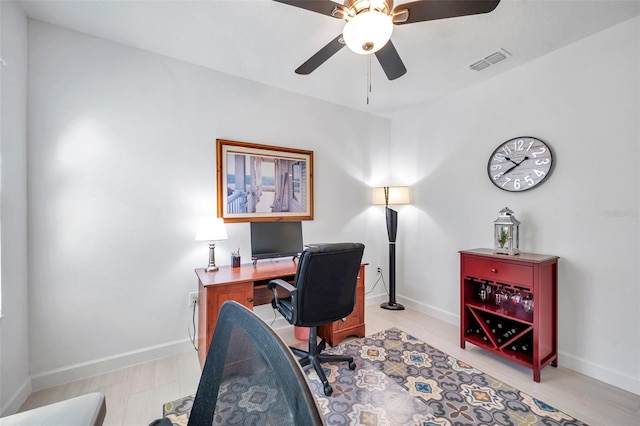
[{"xmin": 493, "ymin": 207, "xmax": 520, "ymax": 255}]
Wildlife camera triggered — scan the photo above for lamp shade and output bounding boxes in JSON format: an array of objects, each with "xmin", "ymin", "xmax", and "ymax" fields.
[
  {"xmin": 343, "ymin": 11, "xmax": 393, "ymax": 55},
  {"xmin": 374, "ymin": 186, "xmax": 410, "ymax": 205},
  {"xmin": 195, "ymin": 217, "xmax": 228, "ymax": 241}
]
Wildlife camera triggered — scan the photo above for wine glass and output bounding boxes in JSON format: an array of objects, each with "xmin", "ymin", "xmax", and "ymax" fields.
[
  {"xmin": 495, "ymin": 285, "xmax": 506, "ymax": 305},
  {"xmin": 522, "ymin": 293, "xmax": 534, "ymax": 312},
  {"xmin": 511, "ymin": 288, "xmax": 522, "ymax": 305},
  {"xmin": 485, "ymin": 283, "xmax": 493, "ymax": 296},
  {"xmin": 479, "ymin": 283, "xmax": 487, "ymax": 301}
]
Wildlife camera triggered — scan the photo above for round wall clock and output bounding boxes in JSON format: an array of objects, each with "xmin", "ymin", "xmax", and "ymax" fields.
[{"xmin": 487, "ymin": 136, "xmax": 554, "ymax": 192}]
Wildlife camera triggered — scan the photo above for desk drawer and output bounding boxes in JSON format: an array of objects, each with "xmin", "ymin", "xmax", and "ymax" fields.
[
  {"xmin": 335, "ymin": 307, "xmax": 363, "ymax": 330},
  {"xmin": 464, "ymin": 256, "xmax": 532, "ymax": 287}
]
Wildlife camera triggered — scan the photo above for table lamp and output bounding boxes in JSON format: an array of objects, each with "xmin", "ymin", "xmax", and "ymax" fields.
[
  {"xmin": 374, "ymin": 186, "xmax": 410, "ymax": 310},
  {"xmin": 195, "ymin": 217, "xmax": 228, "ymax": 272}
]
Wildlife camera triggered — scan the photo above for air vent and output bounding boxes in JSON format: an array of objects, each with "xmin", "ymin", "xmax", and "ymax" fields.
[
  {"xmin": 469, "ymin": 60, "xmax": 490, "ymax": 71},
  {"xmin": 485, "ymin": 51, "xmax": 507, "ymax": 64},
  {"xmin": 469, "ymin": 48, "xmax": 511, "ymax": 71}
]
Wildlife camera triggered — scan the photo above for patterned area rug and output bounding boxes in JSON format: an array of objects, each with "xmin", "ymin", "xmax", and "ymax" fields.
[{"xmin": 163, "ymin": 328, "xmax": 586, "ymax": 425}]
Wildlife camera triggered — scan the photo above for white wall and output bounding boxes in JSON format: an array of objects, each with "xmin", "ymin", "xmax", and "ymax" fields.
[
  {"xmin": 3, "ymin": 8, "xmax": 637, "ymax": 411},
  {"xmin": 389, "ymin": 17, "xmax": 640, "ymax": 394},
  {"xmin": 25, "ymin": 20, "xmax": 389, "ymax": 391},
  {"xmin": 0, "ymin": 1, "xmax": 31, "ymax": 416}
]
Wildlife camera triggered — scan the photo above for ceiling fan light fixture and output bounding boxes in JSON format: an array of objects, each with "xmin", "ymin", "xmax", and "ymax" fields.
[{"xmin": 343, "ymin": 11, "xmax": 393, "ymax": 55}]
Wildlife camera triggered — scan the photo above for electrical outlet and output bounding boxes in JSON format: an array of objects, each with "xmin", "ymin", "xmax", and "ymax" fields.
[
  {"xmin": 188, "ymin": 292, "xmax": 198, "ymax": 307},
  {"xmin": 377, "ymin": 266, "xmax": 382, "ymax": 274}
]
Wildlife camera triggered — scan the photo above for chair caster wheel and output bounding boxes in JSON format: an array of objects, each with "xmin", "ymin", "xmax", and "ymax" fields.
[
  {"xmin": 348, "ymin": 361, "xmax": 356, "ymax": 370},
  {"xmin": 323, "ymin": 384, "xmax": 333, "ymax": 396}
]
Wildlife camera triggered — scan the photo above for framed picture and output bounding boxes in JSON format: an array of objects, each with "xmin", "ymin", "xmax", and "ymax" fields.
[{"xmin": 216, "ymin": 139, "xmax": 314, "ymax": 222}]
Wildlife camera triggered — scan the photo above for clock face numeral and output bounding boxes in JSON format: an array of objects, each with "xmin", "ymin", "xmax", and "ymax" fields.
[{"xmin": 487, "ymin": 137, "xmax": 554, "ymax": 192}]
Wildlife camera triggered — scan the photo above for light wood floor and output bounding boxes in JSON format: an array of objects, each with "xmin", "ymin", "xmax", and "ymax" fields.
[{"xmin": 18, "ymin": 305, "xmax": 640, "ymax": 425}]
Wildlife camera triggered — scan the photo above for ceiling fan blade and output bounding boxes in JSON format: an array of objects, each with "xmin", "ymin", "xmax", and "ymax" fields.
[
  {"xmin": 295, "ymin": 34, "xmax": 346, "ymax": 75},
  {"xmin": 272, "ymin": 0, "xmax": 342, "ymax": 18},
  {"xmin": 375, "ymin": 40, "xmax": 407, "ymax": 80},
  {"xmin": 392, "ymin": 0, "xmax": 500, "ymax": 25}
]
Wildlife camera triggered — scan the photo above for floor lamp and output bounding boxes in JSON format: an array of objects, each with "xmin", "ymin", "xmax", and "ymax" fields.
[{"xmin": 375, "ymin": 186, "xmax": 410, "ymax": 310}]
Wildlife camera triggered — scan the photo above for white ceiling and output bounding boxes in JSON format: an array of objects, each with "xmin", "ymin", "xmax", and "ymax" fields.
[{"xmin": 17, "ymin": 0, "xmax": 640, "ymax": 116}]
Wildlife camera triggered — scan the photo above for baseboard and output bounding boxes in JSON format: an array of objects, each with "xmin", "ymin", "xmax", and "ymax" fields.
[
  {"xmin": 364, "ymin": 293, "xmax": 388, "ymax": 307},
  {"xmin": 397, "ymin": 296, "xmax": 459, "ymax": 325},
  {"xmin": 30, "ymin": 338, "xmax": 194, "ymax": 392},
  {"xmin": 1, "ymin": 377, "xmax": 32, "ymax": 417},
  {"xmin": 559, "ymin": 351, "xmax": 640, "ymax": 395},
  {"xmin": 366, "ymin": 293, "xmax": 459, "ymax": 326},
  {"xmin": 27, "ymin": 303, "xmax": 343, "ymax": 393},
  {"xmin": 381, "ymin": 294, "xmax": 640, "ymax": 396},
  {"xmin": 28, "ymin": 309, "xmax": 287, "ymax": 394},
  {"xmin": 28, "ymin": 298, "xmax": 637, "ymax": 398}
]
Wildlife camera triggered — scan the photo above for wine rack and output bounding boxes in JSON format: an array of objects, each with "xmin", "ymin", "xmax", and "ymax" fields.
[{"xmin": 460, "ymin": 249, "xmax": 559, "ymax": 382}]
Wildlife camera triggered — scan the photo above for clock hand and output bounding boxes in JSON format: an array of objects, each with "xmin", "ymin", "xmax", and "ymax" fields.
[
  {"xmin": 499, "ymin": 156, "xmax": 529, "ymax": 177},
  {"xmin": 500, "ymin": 163, "xmax": 519, "ymax": 176},
  {"xmin": 505, "ymin": 156, "xmax": 529, "ymax": 166}
]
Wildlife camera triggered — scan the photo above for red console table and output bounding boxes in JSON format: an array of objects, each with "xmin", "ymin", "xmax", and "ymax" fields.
[{"xmin": 460, "ymin": 248, "xmax": 559, "ymax": 382}]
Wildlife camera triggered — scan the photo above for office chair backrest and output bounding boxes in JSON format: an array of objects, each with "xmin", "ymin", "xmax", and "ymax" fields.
[
  {"xmin": 293, "ymin": 243, "xmax": 365, "ymax": 326},
  {"xmin": 188, "ymin": 301, "xmax": 324, "ymax": 426}
]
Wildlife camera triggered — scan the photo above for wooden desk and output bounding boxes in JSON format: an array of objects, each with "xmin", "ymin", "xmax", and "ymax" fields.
[{"xmin": 196, "ymin": 262, "xmax": 367, "ymax": 367}]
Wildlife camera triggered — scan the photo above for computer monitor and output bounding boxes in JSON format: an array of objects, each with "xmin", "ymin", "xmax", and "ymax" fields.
[{"xmin": 250, "ymin": 221, "xmax": 303, "ymax": 260}]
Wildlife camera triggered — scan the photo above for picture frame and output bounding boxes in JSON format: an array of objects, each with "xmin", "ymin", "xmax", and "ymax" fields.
[{"xmin": 216, "ymin": 139, "xmax": 314, "ymax": 222}]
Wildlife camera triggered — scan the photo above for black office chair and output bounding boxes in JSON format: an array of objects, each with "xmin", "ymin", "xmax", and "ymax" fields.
[
  {"xmin": 269, "ymin": 242, "xmax": 365, "ymax": 396},
  {"xmin": 186, "ymin": 301, "xmax": 324, "ymax": 426}
]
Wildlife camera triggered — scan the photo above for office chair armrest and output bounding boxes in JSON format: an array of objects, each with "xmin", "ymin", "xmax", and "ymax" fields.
[
  {"xmin": 268, "ymin": 279, "xmax": 296, "ymax": 293},
  {"xmin": 268, "ymin": 279, "xmax": 296, "ymax": 309}
]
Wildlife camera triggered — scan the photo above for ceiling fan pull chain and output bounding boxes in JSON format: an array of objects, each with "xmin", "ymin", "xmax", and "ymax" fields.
[{"xmin": 367, "ymin": 54, "xmax": 372, "ymax": 105}]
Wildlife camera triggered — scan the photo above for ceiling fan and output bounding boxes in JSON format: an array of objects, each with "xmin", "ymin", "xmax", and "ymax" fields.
[{"xmin": 274, "ymin": 0, "xmax": 501, "ymax": 80}]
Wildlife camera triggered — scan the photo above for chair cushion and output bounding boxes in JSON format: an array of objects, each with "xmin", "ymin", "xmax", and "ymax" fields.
[{"xmin": 1, "ymin": 392, "xmax": 106, "ymax": 426}]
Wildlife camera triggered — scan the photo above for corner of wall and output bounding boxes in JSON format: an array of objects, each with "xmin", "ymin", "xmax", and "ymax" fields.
[
  {"xmin": 0, "ymin": 377, "xmax": 31, "ymax": 417},
  {"xmin": 1, "ymin": 0, "xmax": 31, "ymax": 416}
]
